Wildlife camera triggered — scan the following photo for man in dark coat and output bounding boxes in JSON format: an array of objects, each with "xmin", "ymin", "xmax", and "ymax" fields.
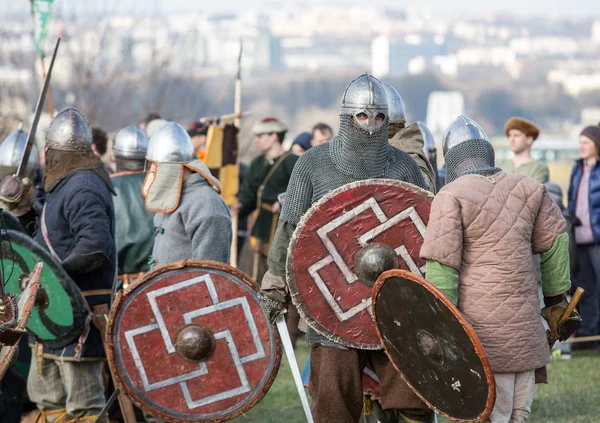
[{"xmin": 0, "ymin": 108, "xmax": 116, "ymax": 422}]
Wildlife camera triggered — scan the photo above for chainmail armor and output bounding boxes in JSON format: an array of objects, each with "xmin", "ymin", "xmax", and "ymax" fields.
[
  {"xmin": 281, "ymin": 121, "xmax": 426, "ymax": 226},
  {"xmin": 444, "ymin": 139, "xmax": 501, "ymax": 184}
]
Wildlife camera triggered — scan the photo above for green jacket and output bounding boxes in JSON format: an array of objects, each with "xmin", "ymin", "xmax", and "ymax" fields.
[
  {"xmin": 111, "ymin": 171, "xmax": 154, "ymax": 275},
  {"xmin": 238, "ymin": 152, "xmax": 298, "ymax": 242}
]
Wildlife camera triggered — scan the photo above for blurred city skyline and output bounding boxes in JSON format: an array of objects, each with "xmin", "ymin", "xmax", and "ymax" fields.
[{"xmin": 2, "ymin": 0, "xmax": 600, "ymax": 17}]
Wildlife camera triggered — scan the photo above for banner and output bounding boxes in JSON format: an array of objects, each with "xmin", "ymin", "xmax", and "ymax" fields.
[
  {"xmin": 31, "ymin": 0, "xmax": 54, "ymax": 58},
  {"xmin": 204, "ymin": 123, "xmax": 239, "ymax": 206}
]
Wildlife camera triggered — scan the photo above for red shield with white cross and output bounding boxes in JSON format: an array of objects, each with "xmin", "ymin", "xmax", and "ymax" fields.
[
  {"xmin": 106, "ymin": 260, "xmax": 281, "ymax": 423},
  {"xmin": 287, "ymin": 179, "xmax": 433, "ymax": 349}
]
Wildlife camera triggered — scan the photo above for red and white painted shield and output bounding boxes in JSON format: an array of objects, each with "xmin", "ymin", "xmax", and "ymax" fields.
[
  {"xmin": 287, "ymin": 179, "xmax": 433, "ymax": 349},
  {"xmin": 106, "ymin": 260, "xmax": 281, "ymax": 423}
]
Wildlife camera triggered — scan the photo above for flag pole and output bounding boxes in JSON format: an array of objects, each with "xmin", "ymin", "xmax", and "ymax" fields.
[{"xmin": 230, "ymin": 39, "xmax": 243, "ymax": 269}]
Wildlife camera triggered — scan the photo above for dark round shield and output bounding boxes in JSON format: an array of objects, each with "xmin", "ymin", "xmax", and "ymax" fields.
[
  {"xmin": 372, "ymin": 270, "xmax": 496, "ymax": 422},
  {"xmin": 0, "ymin": 262, "xmax": 41, "ymax": 380},
  {"xmin": 0, "ymin": 230, "xmax": 87, "ymax": 349},
  {"xmin": 287, "ymin": 179, "xmax": 433, "ymax": 349},
  {"xmin": 106, "ymin": 260, "xmax": 282, "ymax": 423}
]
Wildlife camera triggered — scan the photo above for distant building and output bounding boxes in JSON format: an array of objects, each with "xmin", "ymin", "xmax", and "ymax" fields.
[
  {"xmin": 254, "ymin": 32, "xmax": 282, "ymax": 71},
  {"xmin": 371, "ymin": 35, "xmax": 446, "ymax": 78},
  {"xmin": 593, "ymin": 21, "xmax": 600, "ymax": 44},
  {"xmin": 425, "ymin": 91, "xmax": 465, "ymax": 136}
]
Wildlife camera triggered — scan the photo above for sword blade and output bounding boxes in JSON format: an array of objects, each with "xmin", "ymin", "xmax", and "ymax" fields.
[
  {"xmin": 276, "ymin": 315, "xmax": 314, "ymax": 423},
  {"xmin": 96, "ymin": 387, "xmax": 120, "ymax": 422},
  {"xmin": 17, "ymin": 37, "xmax": 61, "ymax": 178}
]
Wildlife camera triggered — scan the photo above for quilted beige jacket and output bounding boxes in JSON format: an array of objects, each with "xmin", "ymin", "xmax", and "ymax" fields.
[{"xmin": 420, "ymin": 172, "xmax": 566, "ymax": 373}]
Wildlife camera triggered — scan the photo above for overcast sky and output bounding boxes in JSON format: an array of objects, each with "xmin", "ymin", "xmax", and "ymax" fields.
[{"xmin": 2, "ymin": 0, "xmax": 600, "ymax": 18}]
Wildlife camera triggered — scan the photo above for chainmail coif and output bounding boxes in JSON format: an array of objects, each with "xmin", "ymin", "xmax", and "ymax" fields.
[
  {"xmin": 330, "ymin": 115, "xmax": 391, "ymax": 179},
  {"xmin": 444, "ymin": 139, "xmax": 501, "ymax": 184}
]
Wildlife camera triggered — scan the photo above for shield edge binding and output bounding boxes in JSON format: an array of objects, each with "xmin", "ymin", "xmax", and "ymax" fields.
[
  {"xmin": 286, "ymin": 179, "xmax": 434, "ymax": 350},
  {"xmin": 106, "ymin": 259, "xmax": 283, "ymax": 423},
  {"xmin": 1, "ymin": 229, "xmax": 87, "ymax": 348},
  {"xmin": 372, "ymin": 269, "xmax": 496, "ymax": 422},
  {"xmin": 0, "ymin": 262, "xmax": 42, "ymax": 380}
]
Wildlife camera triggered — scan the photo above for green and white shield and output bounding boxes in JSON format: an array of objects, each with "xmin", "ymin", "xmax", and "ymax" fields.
[{"xmin": 1, "ymin": 230, "xmax": 87, "ymax": 349}]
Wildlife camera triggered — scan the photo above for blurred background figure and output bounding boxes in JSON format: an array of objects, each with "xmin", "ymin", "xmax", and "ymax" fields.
[
  {"xmin": 92, "ymin": 126, "xmax": 114, "ymax": 174},
  {"xmin": 568, "ymin": 123, "xmax": 600, "ymax": 350},
  {"xmin": 310, "ymin": 122, "xmax": 333, "ymax": 147},
  {"xmin": 146, "ymin": 118, "xmax": 169, "ymax": 137},
  {"xmin": 502, "ymin": 117, "xmax": 549, "ymax": 184},
  {"xmin": 139, "ymin": 112, "xmax": 161, "ymax": 131},
  {"xmin": 187, "ymin": 121, "xmax": 209, "ymax": 161},
  {"xmin": 290, "ymin": 131, "xmax": 312, "ymax": 155}
]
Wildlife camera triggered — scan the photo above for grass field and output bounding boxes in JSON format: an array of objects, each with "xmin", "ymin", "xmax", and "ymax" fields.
[{"xmin": 232, "ymin": 344, "xmax": 600, "ymax": 423}]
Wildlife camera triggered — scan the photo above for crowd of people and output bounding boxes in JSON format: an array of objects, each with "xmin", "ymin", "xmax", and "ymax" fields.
[{"xmin": 0, "ymin": 72, "xmax": 597, "ymax": 423}]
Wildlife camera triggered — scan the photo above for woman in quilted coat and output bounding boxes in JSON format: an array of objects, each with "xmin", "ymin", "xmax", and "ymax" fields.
[
  {"xmin": 420, "ymin": 116, "xmax": 580, "ymax": 423},
  {"xmin": 567, "ymin": 123, "xmax": 600, "ymax": 349}
]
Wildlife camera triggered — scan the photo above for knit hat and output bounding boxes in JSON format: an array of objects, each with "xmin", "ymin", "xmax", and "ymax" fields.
[
  {"xmin": 252, "ymin": 117, "xmax": 288, "ymax": 135},
  {"xmin": 504, "ymin": 117, "xmax": 540, "ymax": 140},
  {"xmin": 291, "ymin": 132, "xmax": 312, "ymax": 151},
  {"xmin": 581, "ymin": 123, "xmax": 600, "ymax": 152}
]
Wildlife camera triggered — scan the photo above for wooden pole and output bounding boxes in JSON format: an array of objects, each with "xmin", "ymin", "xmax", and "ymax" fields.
[
  {"xmin": 230, "ymin": 40, "xmax": 243, "ymax": 269},
  {"xmin": 39, "ymin": 57, "xmax": 55, "ymax": 118}
]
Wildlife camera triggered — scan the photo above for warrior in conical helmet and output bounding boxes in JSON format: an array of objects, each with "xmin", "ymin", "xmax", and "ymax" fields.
[
  {"xmin": 0, "ymin": 108, "xmax": 117, "ymax": 422},
  {"xmin": 421, "ymin": 115, "xmax": 580, "ymax": 422},
  {"xmin": 259, "ymin": 73, "xmax": 433, "ymax": 423}
]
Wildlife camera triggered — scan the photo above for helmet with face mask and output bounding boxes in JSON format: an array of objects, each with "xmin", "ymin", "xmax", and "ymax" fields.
[
  {"xmin": 340, "ymin": 73, "xmax": 389, "ymax": 135},
  {"xmin": 442, "ymin": 115, "xmax": 500, "ymax": 184}
]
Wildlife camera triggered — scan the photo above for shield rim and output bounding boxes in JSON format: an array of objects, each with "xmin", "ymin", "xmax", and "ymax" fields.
[
  {"xmin": 106, "ymin": 259, "xmax": 282, "ymax": 423},
  {"xmin": 1, "ymin": 229, "xmax": 87, "ymax": 348},
  {"xmin": 0, "ymin": 262, "xmax": 42, "ymax": 380},
  {"xmin": 286, "ymin": 179, "xmax": 434, "ymax": 349},
  {"xmin": 372, "ymin": 269, "xmax": 496, "ymax": 422}
]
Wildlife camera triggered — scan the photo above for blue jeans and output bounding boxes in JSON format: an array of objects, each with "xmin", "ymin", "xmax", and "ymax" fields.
[{"xmin": 575, "ymin": 244, "xmax": 600, "ymax": 337}]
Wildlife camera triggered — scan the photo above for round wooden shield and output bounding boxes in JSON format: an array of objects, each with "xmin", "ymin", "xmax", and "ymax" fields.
[
  {"xmin": 106, "ymin": 260, "xmax": 282, "ymax": 423},
  {"xmin": 372, "ymin": 270, "xmax": 496, "ymax": 422},
  {"xmin": 287, "ymin": 179, "xmax": 433, "ymax": 349},
  {"xmin": 0, "ymin": 230, "xmax": 87, "ymax": 348},
  {"xmin": 0, "ymin": 262, "xmax": 41, "ymax": 380}
]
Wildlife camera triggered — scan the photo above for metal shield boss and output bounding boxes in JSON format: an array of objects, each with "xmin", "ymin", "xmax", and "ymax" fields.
[
  {"xmin": 0, "ymin": 263, "xmax": 42, "ymax": 380},
  {"xmin": 106, "ymin": 260, "xmax": 281, "ymax": 423},
  {"xmin": 373, "ymin": 270, "xmax": 496, "ymax": 422},
  {"xmin": 0, "ymin": 230, "xmax": 87, "ymax": 349},
  {"xmin": 287, "ymin": 179, "xmax": 433, "ymax": 349}
]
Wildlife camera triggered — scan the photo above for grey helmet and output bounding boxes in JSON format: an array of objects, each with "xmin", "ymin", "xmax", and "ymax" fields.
[
  {"xmin": 442, "ymin": 115, "xmax": 489, "ymax": 155},
  {"xmin": 113, "ymin": 125, "xmax": 149, "ymax": 160},
  {"xmin": 442, "ymin": 115, "xmax": 498, "ymax": 184},
  {"xmin": 417, "ymin": 121, "xmax": 436, "ymax": 159},
  {"xmin": 0, "ymin": 129, "xmax": 39, "ymax": 179},
  {"xmin": 146, "ymin": 121, "xmax": 194, "ymax": 164},
  {"xmin": 0, "ymin": 129, "xmax": 39, "ymax": 170},
  {"xmin": 46, "ymin": 108, "xmax": 93, "ymax": 152},
  {"xmin": 382, "ymin": 82, "xmax": 406, "ymax": 125},
  {"xmin": 340, "ymin": 73, "xmax": 388, "ymax": 134}
]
